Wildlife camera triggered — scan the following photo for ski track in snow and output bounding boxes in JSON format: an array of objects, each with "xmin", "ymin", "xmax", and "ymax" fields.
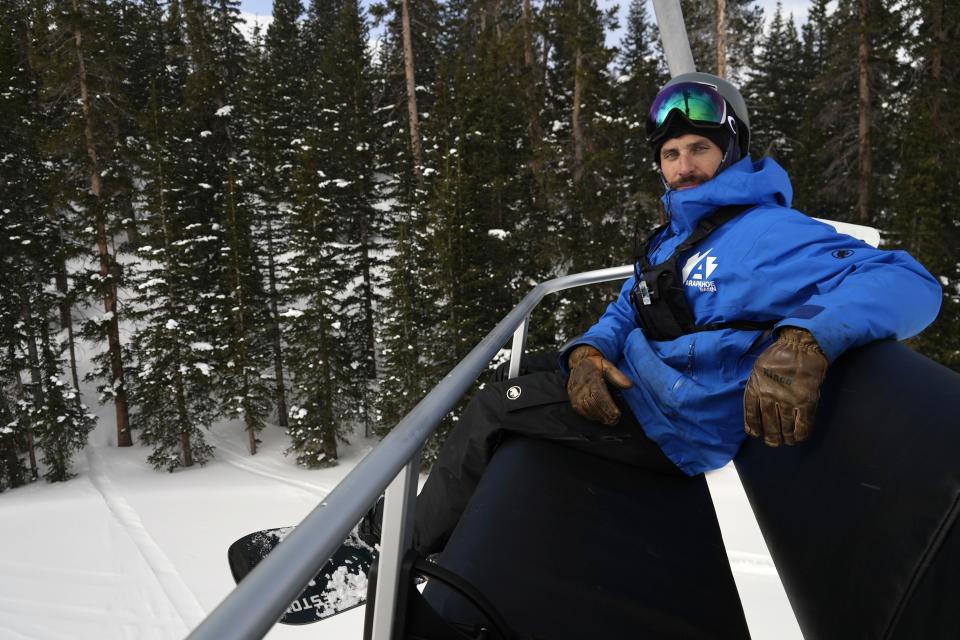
[
  {"xmin": 84, "ymin": 446, "xmax": 207, "ymax": 631},
  {"xmin": 207, "ymin": 429, "xmax": 335, "ymax": 498}
]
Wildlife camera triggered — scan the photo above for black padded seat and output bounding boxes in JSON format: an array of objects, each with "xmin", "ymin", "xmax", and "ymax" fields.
[
  {"xmin": 416, "ymin": 341, "xmax": 960, "ymax": 640},
  {"xmin": 424, "ymin": 436, "xmax": 750, "ymax": 639},
  {"xmin": 735, "ymin": 341, "xmax": 960, "ymax": 639}
]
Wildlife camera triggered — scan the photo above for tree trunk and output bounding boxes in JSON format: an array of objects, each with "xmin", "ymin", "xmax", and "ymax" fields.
[
  {"xmin": 175, "ymin": 361, "xmax": 194, "ymax": 468},
  {"xmin": 9, "ymin": 343, "xmax": 38, "ymax": 480},
  {"xmin": 401, "ymin": 0, "xmax": 424, "ymax": 186},
  {"xmin": 855, "ymin": 0, "xmax": 873, "ymax": 224},
  {"xmin": 225, "ymin": 167, "xmax": 256, "ymax": 456},
  {"xmin": 321, "ymin": 328, "xmax": 338, "ymax": 463},
  {"xmin": 54, "ymin": 257, "xmax": 80, "ymax": 391},
  {"xmin": 716, "ymin": 0, "xmax": 728, "ymax": 78},
  {"xmin": 571, "ymin": 0, "xmax": 586, "ymax": 187},
  {"xmin": 522, "ymin": 0, "xmax": 547, "ymax": 209},
  {"xmin": 69, "ymin": 0, "xmax": 132, "ymax": 446},
  {"xmin": 358, "ymin": 214, "xmax": 376, "ymax": 438},
  {"xmin": 265, "ymin": 219, "xmax": 289, "ymax": 428},
  {"xmin": 931, "ymin": 0, "xmax": 944, "ymax": 129}
]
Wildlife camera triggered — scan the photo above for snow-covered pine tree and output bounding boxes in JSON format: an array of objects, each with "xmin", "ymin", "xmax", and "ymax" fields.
[
  {"xmin": 316, "ymin": 0, "xmax": 385, "ymax": 437},
  {"xmin": 254, "ymin": 0, "xmax": 311, "ymax": 428},
  {"xmin": 541, "ymin": 0, "xmax": 626, "ymax": 337},
  {"xmin": 679, "ymin": 0, "xmax": 764, "ymax": 84},
  {"xmin": 197, "ymin": 3, "xmax": 276, "ymax": 456},
  {"xmin": 793, "ymin": 0, "xmax": 905, "ymax": 224},
  {"xmin": 1, "ymin": 0, "xmax": 44, "ymax": 487},
  {"xmin": 743, "ymin": 4, "xmax": 806, "ymax": 165},
  {"xmin": 23, "ymin": 293, "xmax": 96, "ymax": 481},
  {"xmin": 127, "ymin": 0, "xmax": 220, "ymax": 471},
  {"xmin": 38, "ymin": 0, "xmax": 134, "ymax": 446},
  {"xmin": 614, "ymin": 0, "xmax": 668, "ymax": 244},
  {"xmin": 219, "ymin": 147, "xmax": 274, "ymax": 455},
  {"xmin": 890, "ymin": 0, "xmax": 960, "ymax": 371},
  {"xmin": 372, "ymin": 0, "xmax": 449, "ymax": 444},
  {"xmin": 1, "ymin": 0, "xmax": 95, "ymax": 483},
  {"xmin": 0, "ymin": 378, "xmax": 30, "ymax": 491},
  {"xmin": 283, "ymin": 0, "xmax": 369, "ymax": 467},
  {"xmin": 786, "ymin": 0, "xmax": 833, "ymax": 217}
]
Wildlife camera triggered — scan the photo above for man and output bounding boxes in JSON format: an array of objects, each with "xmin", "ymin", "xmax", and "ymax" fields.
[{"xmin": 362, "ymin": 72, "xmax": 942, "ymax": 554}]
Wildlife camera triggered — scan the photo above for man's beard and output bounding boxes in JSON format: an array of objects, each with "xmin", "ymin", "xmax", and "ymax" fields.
[{"xmin": 667, "ymin": 173, "xmax": 710, "ymax": 190}]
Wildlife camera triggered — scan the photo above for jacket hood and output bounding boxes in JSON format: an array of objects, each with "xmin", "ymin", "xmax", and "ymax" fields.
[{"xmin": 661, "ymin": 156, "xmax": 794, "ymax": 236}]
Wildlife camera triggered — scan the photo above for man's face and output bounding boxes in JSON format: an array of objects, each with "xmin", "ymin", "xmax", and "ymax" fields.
[{"xmin": 659, "ymin": 133, "xmax": 724, "ymax": 191}]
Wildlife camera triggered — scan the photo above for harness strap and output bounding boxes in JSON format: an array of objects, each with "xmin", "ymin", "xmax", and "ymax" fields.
[
  {"xmin": 692, "ymin": 320, "xmax": 776, "ymax": 333},
  {"xmin": 631, "ymin": 204, "xmax": 777, "ymax": 340},
  {"xmin": 638, "ymin": 205, "xmax": 750, "ymax": 271}
]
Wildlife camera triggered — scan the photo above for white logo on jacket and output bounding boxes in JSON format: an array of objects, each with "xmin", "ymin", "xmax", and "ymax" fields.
[{"xmin": 682, "ymin": 249, "xmax": 719, "ymax": 292}]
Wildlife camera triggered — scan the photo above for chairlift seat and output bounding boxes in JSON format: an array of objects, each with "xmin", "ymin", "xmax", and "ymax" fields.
[{"xmin": 421, "ymin": 341, "xmax": 960, "ymax": 639}]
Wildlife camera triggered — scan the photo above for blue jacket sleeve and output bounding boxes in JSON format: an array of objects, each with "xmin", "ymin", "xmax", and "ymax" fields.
[
  {"xmin": 559, "ymin": 278, "xmax": 639, "ymax": 373},
  {"xmin": 745, "ymin": 213, "xmax": 942, "ymax": 362}
]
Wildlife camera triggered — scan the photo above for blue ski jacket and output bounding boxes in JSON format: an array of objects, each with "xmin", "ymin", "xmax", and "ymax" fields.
[{"xmin": 562, "ymin": 156, "xmax": 942, "ymax": 476}]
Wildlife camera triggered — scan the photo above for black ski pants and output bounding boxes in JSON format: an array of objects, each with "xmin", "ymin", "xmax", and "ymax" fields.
[{"xmin": 412, "ymin": 353, "xmax": 683, "ymax": 555}]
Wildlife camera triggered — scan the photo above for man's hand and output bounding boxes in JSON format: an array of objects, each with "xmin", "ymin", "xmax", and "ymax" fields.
[
  {"xmin": 744, "ymin": 327, "xmax": 828, "ymax": 446},
  {"xmin": 566, "ymin": 345, "xmax": 633, "ymax": 425}
]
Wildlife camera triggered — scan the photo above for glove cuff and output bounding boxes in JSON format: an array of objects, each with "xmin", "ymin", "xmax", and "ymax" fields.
[
  {"xmin": 778, "ymin": 327, "xmax": 825, "ymax": 355},
  {"xmin": 568, "ymin": 345, "xmax": 602, "ymax": 368}
]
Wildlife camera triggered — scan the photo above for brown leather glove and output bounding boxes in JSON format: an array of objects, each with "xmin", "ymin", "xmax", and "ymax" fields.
[
  {"xmin": 566, "ymin": 345, "xmax": 633, "ymax": 425},
  {"xmin": 744, "ymin": 327, "xmax": 828, "ymax": 446}
]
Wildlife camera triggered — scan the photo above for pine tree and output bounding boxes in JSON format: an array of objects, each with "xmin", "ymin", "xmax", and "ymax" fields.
[
  {"xmin": 373, "ymin": 0, "xmax": 447, "ymax": 440},
  {"xmin": 255, "ymin": 0, "xmax": 310, "ymax": 429},
  {"xmin": 794, "ymin": 0, "xmax": 905, "ymax": 224},
  {"xmin": 324, "ymin": 0, "xmax": 385, "ymax": 436},
  {"xmin": 744, "ymin": 3, "xmax": 805, "ymax": 165},
  {"xmin": 789, "ymin": 0, "xmax": 833, "ymax": 217},
  {"xmin": 23, "ymin": 294, "xmax": 95, "ymax": 481},
  {"xmin": 207, "ymin": 9, "xmax": 274, "ymax": 456},
  {"xmin": 615, "ymin": 0, "xmax": 667, "ymax": 237},
  {"xmin": 679, "ymin": 0, "xmax": 764, "ymax": 83},
  {"xmin": 1, "ymin": 0, "xmax": 93, "ymax": 483},
  {"xmin": 542, "ymin": 0, "xmax": 626, "ymax": 337},
  {"xmin": 127, "ymin": 0, "xmax": 222, "ymax": 471},
  {"xmin": 283, "ymin": 0, "xmax": 384, "ymax": 466},
  {"xmin": 889, "ymin": 0, "xmax": 960, "ymax": 371},
  {"xmin": 39, "ymin": 0, "xmax": 134, "ymax": 446}
]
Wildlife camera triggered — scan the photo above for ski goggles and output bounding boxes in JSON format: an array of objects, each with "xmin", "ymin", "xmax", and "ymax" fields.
[{"xmin": 646, "ymin": 81, "xmax": 728, "ymax": 138}]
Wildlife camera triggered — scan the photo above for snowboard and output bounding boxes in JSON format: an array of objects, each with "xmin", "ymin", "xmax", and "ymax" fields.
[{"xmin": 228, "ymin": 526, "xmax": 377, "ymax": 625}]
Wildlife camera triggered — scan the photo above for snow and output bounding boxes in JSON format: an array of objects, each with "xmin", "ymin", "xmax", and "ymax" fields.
[
  {"xmin": 0, "ymin": 408, "xmax": 374, "ymax": 639},
  {"xmin": 0, "ymin": 346, "xmax": 802, "ymax": 640}
]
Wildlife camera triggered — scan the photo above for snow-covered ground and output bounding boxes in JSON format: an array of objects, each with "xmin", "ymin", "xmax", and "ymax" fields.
[
  {"xmin": 0, "ymin": 357, "xmax": 802, "ymax": 640},
  {"xmin": 0, "ymin": 412, "xmax": 376, "ymax": 639}
]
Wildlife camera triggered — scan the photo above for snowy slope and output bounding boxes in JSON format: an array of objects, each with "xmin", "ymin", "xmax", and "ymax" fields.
[
  {"xmin": 0, "ymin": 373, "xmax": 801, "ymax": 640},
  {"xmin": 0, "ymin": 414, "xmax": 372, "ymax": 639}
]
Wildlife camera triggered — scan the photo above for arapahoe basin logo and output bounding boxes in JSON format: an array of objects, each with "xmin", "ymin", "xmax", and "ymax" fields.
[{"xmin": 682, "ymin": 249, "xmax": 719, "ymax": 292}]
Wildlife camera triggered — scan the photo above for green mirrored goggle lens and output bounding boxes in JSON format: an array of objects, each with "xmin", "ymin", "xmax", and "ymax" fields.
[{"xmin": 648, "ymin": 82, "xmax": 727, "ymax": 130}]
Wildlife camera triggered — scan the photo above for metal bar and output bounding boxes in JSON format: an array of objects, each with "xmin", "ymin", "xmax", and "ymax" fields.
[
  {"xmin": 187, "ymin": 264, "xmax": 633, "ymax": 640},
  {"xmin": 651, "ymin": 0, "xmax": 697, "ymax": 77},
  {"xmin": 370, "ymin": 458, "xmax": 421, "ymax": 640},
  {"xmin": 507, "ymin": 315, "xmax": 529, "ymax": 379}
]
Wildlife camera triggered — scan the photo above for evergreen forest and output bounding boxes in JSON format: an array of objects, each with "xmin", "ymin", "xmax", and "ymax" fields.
[{"xmin": 1, "ymin": 0, "xmax": 958, "ymax": 487}]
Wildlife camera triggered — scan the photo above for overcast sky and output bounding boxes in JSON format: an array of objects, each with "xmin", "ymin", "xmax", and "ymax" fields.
[{"xmin": 238, "ymin": 0, "xmax": 816, "ymax": 27}]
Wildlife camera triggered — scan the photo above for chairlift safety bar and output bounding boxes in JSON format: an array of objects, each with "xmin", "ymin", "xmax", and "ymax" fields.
[{"xmin": 187, "ymin": 264, "xmax": 634, "ymax": 640}]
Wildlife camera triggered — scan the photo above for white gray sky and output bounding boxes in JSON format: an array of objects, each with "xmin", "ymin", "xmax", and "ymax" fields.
[{"xmin": 238, "ymin": 0, "xmax": 817, "ymax": 28}]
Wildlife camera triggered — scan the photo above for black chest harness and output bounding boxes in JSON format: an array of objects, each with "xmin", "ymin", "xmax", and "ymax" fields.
[{"xmin": 630, "ymin": 205, "xmax": 776, "ymax": 341}]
